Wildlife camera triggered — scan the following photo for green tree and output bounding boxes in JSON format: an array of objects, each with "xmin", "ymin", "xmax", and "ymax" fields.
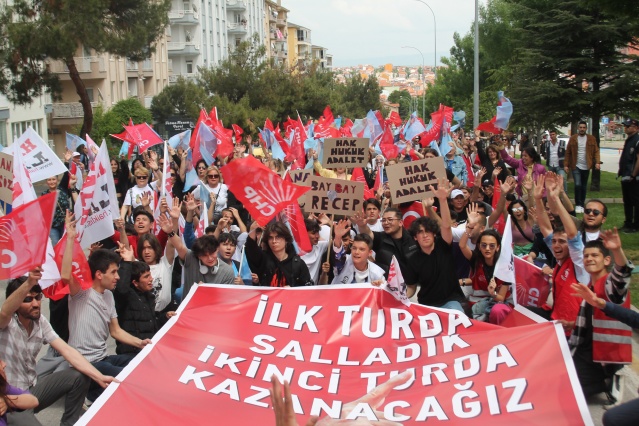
[
  {"xmin": 92, "ymin": 98, "xmax": 153, "ymax": 147},
  {"xmin": 150, "ymin": 77, "xmax": 208, "ymax": 124},
  {"xmin": 388, "ymin": 90, "xmax": 413, "ymax": 118},
  {"xmin": 0, "ymin": 0, "xmax": 171, "ymax": 137},
  {"xmin": 339, "ymin": 74, "xmax": 382, "ymax": 118}
]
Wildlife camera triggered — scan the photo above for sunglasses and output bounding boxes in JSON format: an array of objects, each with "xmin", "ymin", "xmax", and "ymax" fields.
[
  {"xmin": 136, "ymin": 175, "xmax": 148, "ymax": 180},
  {"xmin": 480, "ymin": 243, "xmax": 497, "ymax": 250},
  {"xmin": 584, "ymin": 208, "xmax": 603, "ymax": 216},
  {"xmin": 208, "ymin": 174, "xmax": 220, "ymax": 179},
  {"xmin": 512, "ymin": 207, "xmax": 524, "ymax": 212},
  {"xmin": 197, "ymin": 166, "xmax": 207, "ymax": 170},
  {"xmin": 23, "ymin": 294, "xmax": 43, "ymax": 303}
]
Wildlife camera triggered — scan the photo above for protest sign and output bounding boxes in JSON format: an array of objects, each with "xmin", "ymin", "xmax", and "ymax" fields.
[
  {"xmin": 79, "ymin": 285, "xmax": 592, "ymax": 425},
  {"xmin": 0, "ymin": 152, "xmax": 12, "ymax": 212},
  {"xmin": 2, "ymin": 127, "xmax": 67, "ymax": 182},
  {"xmin": 385, "ymin": 157, "xmax": 447, "ymax": 204},
  {"xmin": 288, "ymin": 169, "xmax": 312, "ymax": 209},
  {"xmin": 321, "ymin": 138, "xmax": 369, "ymax": 169},
  {"xmin": 306, "ymin": 175, "xmax": 364, "ymax": 216}
]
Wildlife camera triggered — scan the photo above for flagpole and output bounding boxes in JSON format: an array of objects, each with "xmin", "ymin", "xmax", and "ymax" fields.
[
  {"xmin": 238, "ymin": 245, "xmax": 246, "ymax": 280},
  {"xmin": 325, "ymin": 214, "xmax": 334, "ymax": 264}
]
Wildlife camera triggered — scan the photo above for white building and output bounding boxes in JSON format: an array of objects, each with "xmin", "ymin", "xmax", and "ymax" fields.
[
  {"xmin": 0, "ymin": 94, "xmax": 50, "ymax": 149},
  {"xmin": 168, "ymin": 0, "xmax": 266, "ymax": 83}
]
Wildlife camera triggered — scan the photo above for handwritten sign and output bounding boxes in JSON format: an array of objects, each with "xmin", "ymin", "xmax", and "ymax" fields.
[
  {"xmin": 0, "ymin": 152, "xmax": 13, "ymax": 208},
  {"xmin": 321, "ymin": 138, "xmax": 368, "ymax": 169},
  {"xmin": 306, "ymin": 175, "xmax": 364, "ymax": 216},
  {"xmin": 385, "ymin": 157, "xmax": 446, "ymax": 204},
  {"xmin": 288, "ymin": 169, "xmax": 313, "ymax": 209}
]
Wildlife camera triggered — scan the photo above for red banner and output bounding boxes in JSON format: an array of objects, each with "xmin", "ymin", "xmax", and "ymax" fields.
[
  {"xmin": 514, "ymin": 257, "xmax": 551, "ymax": 308},
  {"xmin": 79, "ymin": 285, "xmax": 591, "ymax": 425},
  {"xmin": 0, "ymin": 192, "xmax": 56, "ymax": 280}
]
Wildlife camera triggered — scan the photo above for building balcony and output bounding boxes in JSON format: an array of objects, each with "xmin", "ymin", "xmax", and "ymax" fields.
[
  {"xmin": 51, "ymin": 102, "xmax": 98, "ymax": 120},
  {"xmin": 168, "ymin": 73, "xmax": 198, "ymax": 84},
  {"xmin": 276, "ymin": 18, "xmax": 286, "ymax": 27},
  {"xmin": 48, "ymin": 57, "xmax": 106, "ymax": 80},
  {"xmin": 227, "ymin": 23, "xmax": 247, "ymax": 35},
  {"xmin": 226, "ymin": 0, "xmax": 246, "ymax": 11},
  {"xmin": 167, "ymin": 42, "xmax": 200, "ymax": 57},
  {"xmin": 277, "ymin": 50, "xmax": 287, "ymax": 59},
  {"xmin": 168, "ymin": 9, "xmax": 199, "ymax": 25}
]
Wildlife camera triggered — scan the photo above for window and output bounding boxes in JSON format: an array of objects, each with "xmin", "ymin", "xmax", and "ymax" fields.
[
  {"xmin": 110, "ymin": 82, "xmax": 115, "ymax": 102},
  {"xmin": 186, "ymin": 61, "xmax": 193, "ymax": 74},
  {"xmin": 11, "ymin": 120, "xmax": 41, "ymax": 142},
  {"xmin": 0, "ymin": 120, "xmax": 7, "ymax": 147},
  {"xmin": 86, "ymin": 88, "xmax": 94, "ymax": 103}
]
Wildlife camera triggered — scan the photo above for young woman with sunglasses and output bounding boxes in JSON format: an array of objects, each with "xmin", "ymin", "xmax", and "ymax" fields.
[
  {"xmin": 459, "ymin": 227, "xmax": 512, "ymax": 324},
  {"xmin": 193, "ymin": 165, "xmax": 228, "ymax": 223}
]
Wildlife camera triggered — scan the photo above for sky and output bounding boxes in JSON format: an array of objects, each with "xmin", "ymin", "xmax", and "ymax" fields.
[{"xmin": 283, "ymin": 0, "xmax": 483, "ymax": 67}]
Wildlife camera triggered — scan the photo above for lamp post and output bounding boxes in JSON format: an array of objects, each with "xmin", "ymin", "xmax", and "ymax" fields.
[
  {"xmin": 402, "ymin": 46, "xmax": 425, "ymax": 120},
  {"xmin": 473, "ymin": 0, "xmax": 479, "ymax": 128},
  {"xmin": 413, "ymin": 0, "xmax": 437, "ymax": 80}
]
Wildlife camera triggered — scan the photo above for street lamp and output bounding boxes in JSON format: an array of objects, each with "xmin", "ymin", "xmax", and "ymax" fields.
[
  {"xmin": 413, "ymin": 0, "xmax": 437, "ymax": 79},
  {"xmin": 473, "ymin": 0, "xmax": 479, "ymax": 128},
  {"xmin": 402, "ymin": 46, "xmax": 425, "ymax": 120}
]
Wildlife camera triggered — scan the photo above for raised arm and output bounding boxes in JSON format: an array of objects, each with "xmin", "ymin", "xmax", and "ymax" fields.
[
  {"xmin": 350, "ymin": 210, "xmax": 372, "ymax": 238},
  {"xmin": 62, "ymin": 212, "xmax": 83, "ymax": 297},
  {"xmin": 159, "ymin": 214, "xmax": 187, "ymax": 261},
  {"xmin": 229, "ymin": 207, "xmax": 247, "ymax": 233},
  {"xmin": 546, "ymin": 172, "xmax": 577, "ymax": 239},
  {"xmin": 0, "ymin": 268, "xmax": 41, "ymax": 329},
  {"xmin": 432, "ymin": 178, "xmax": 453, "ymax": 244},
  {"xmin": 533, "ymin": 175, "xmax": 552, "ymax": 238},
  {"xmin": 499, "ymin": 147, "xmax": 520, "ymax": 169},
  {"xmin": 487, "ymin": 176, "xmax": 516, "ymax": 227}
]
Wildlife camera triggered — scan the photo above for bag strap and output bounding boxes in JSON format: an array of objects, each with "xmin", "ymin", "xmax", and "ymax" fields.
[{"xmin": 512, "ymin": 218, "xmax": 534, "ymax": 243}]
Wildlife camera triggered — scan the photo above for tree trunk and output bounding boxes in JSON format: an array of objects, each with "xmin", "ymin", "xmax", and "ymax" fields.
[
  {"xmin": 590, "ymin": 82, "xmax": 601, "ymax": 191},
  {"xmin": 65, "ymin": 57, "xmax": 93, "ymax": 138}
]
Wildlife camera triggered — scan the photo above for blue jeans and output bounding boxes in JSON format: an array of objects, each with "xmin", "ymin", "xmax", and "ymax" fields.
[
  {"xmin": 438, "ymin": 300, "xmax": 465, "ymax": 313},
  {"xmin": 88, "ymin": 353, "xmax": 136, "ymax": 401},
  {"xmin": 50, "ymin": 226, "xmax": 64, "ymax": 246},
  {"xmin": 548, "ymin": 166, "xmax": 567, "ymax": 193},
  {"xmin": 572, "ymin": 168, "xmax": 590, "ymax": 207}
]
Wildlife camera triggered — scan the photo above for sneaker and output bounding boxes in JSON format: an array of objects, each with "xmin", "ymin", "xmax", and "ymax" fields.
[
  {"xmin": 83, "ymin": 397, "xmax": 93, "ymax": 410},
  {"xmin": 622, "ymin": 227, "xmax": 638, "ymax": 234},
  {"xmin": 575, "ymin": 206, "xmax": 584, "ymax": 214},
  {"xmin": 604, "ymin": 373, "xmax": 624, "ymax": 409}
]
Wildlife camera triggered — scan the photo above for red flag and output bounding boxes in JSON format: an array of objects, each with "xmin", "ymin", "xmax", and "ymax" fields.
[
  {"xmin": 340, "ymin": 118, "xmax": 353, "ymax": 137},
  {"xmin": 350, "ymin": 168, "xmax": 375, "ymax": 200},
  {"xmin": 379, "ymin": 126, "xmax": 398, "ymax": 160},
  {"xmin": 220, "ymin": 157, "xmax": 310, "ymax": 226},
  {"xmin": 281, "ymin": 202, "xmax": 312, "ymax": 255},
  {"xmin": 388, "ymin": 111, "xmax": 402, "ymax": 127},
  {"xmin": 399, "ymin": 201, "xmax": 424, "ymax": 229},
  {"xmin": 190, "ymin": 109, "xmax": 211, "ymax": 152},
  {"xmin": 501, "ymin": 304, "xmax": 547, "ymax": 328},
  {"xmin": 209, "ymin": 107, "xmax": 219, "ymax": 126},
  {"xmin": 43, "ymin": 234, "xmax": 93, "ymax": 300},
  {"xmin": 476, "ymin": 116, "xmax": 501, "ymax": 135},
  {"xmin": 211, "ymin": 123, "xmax": 235, "ymax": 159},
  {"xmin": 372, "ymin": 164, "xmax": 382, "ymax": 192},
  {"xmin": 124, "ymin": 123, "xmax": 164, "ymax": 153},
  {"xmin": 323, "ymin": 105, "xmax": 334, "ymax": 124},
  {"xmin": 513, "ymin": 257, "xmax": 551, "ymax": 308},
  {"xmin": 232, "ymin": 124, "xmax": 244, "ymax": 144},
  {"xmin": 0, "ymin": 192, "xmax": 56, "ymax": 280}
]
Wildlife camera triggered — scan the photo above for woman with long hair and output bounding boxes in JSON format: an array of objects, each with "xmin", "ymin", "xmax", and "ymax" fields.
[
  {"xmin": 499, "ymin": 145, "xmax": 546, "ymax": 196},
  {"xmin": 507, "ymin": 198, "xmax": 536, "ymax": 257},
  {"xmin": 245, "ymin": 221, "xmax": 312, "ymax": 287},
  {"xmin": 194, "ymin": 165, "xmax": 228, "ymax": 222},
  {"xmin": 459, "ymin": 222, "xmax": 512, "ymax": 324},
  {"xmin": 475, "ymin": 142, "xmax": 509, "ymax": 183}
]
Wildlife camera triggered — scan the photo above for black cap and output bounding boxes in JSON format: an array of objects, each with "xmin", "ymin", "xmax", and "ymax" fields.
[
  {"xmin": 622, "ymin": 118, "xmax": 639, "ymax": 127},
  {"xmin": 482, "ymin": 179, "xmax": 493, "ymax": 187}
]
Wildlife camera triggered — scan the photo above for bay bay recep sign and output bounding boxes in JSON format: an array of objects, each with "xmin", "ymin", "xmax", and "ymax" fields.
[{"xmin": 78, "ymin": 285, "xmax": 592, "ymax": 425}]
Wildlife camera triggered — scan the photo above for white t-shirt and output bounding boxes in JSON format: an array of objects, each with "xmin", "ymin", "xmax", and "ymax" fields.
[
  {"xmin": 548, "ymin": 141, "xmax": 560, "ymax": 167},
  {"xmin": 148, "ymin": 255, "xmax": 174, "ymax": 312},
  {"xmin": 301, "ymin": 240, "xmax": 329, "ymax": 284},
  {"xmin": 124, "ymin": 182, "xmax": 158, "ymax": 210},
  {"xmin": 194, "ymin": 183, "xmax": 228, "ymax": 212},
  {"xmin": 356, "ymin": 219, "xmax": 383, "ymax": 233},
  {"xmin": 576, "ymin": 135, "xmax": 588, "ymax": 170}
]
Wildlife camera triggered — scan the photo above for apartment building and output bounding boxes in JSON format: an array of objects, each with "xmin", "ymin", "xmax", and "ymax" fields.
[
  {"xmin": 46, "ymin": 40, "xmax": 170, "ymax": 154},
  {"xmin": 265, "ymin": 0, "xmax": 289, "ymax": 67},
  {"xmin": 287, "ymin": 22, "xmax": 312, "ymax": 70},
  {"xmin": 168, "ymin": 0, "xmax": 266, "ymax": 83},
  {"xmin": 0, "ymin": 94, "xmax": 50, "ymax": 149}
]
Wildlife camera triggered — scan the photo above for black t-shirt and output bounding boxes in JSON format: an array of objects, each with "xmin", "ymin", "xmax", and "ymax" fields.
[
  {"xmin": 372, "ymin": 230, "xmax": 417, "ymax": 277},
  {"xmin": 404, "ymin": 236, "xmax": 465, "ymax": 307}
]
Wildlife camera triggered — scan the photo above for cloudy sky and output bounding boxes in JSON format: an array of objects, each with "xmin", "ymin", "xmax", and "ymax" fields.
[{"xmin": 283, "ymin": 0, "xmax": 482, "ymax": 67}]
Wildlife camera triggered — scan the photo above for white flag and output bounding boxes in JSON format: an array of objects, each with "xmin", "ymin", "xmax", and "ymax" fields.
[
  {"xmin": 382, "ymin": 255, "xmax": 410, "ymax": 306},
  {"xmin": 494, "ymin": 214, "xmax": 516, "ymax": 284},
  {"xmin": 74, "ymin": 142, "xmax": 120, "ymax": 248},
  {"xmin": 12, "ymin": 142, "xmax": 61, "ymax": 288},
  {"xmin": 4, "ymin": 127, "xmax": 68, "ymax": 182}
]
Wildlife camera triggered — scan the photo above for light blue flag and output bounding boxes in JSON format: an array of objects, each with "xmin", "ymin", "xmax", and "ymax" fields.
[
  {"xmin": 198, "ymin": 124, "xmax": 217, "ymax": 166},
  {"xmin": 168, "ymin": 130, "xmax": 191, "ymax": 150},
  {"xmin": 494, "ymin": 92, "xmax": 513, "ymax": 129},
  {"xmin": 334, "ymin": 118, "xmax": 341, "ymax": 129},
  {"xmin": 306, "ymin": 122, "xmax": 315, "ymax": 139},
  {"xmin": 439, "ymin": 132, "xmax": 452, "ymax": 157},
  {"xmin": 199, "ymin": 182, "xmax": 211, "ymax": 210},
  {"xmin": 66, "ymin": 132, "xmax": 86, "ymax": 151},
  {"xmin": 364, "ymin": 110, "xmax": 382, "ymax": 145},
  {"xmin": 183, "ymin": 151, "xmax": 201, "ymax": 191},
  {"xmin": 428, "ymin": 140, "xmax": 441, "ymax": 156},
  {"xmin": 118, "ymin": 142, "xmax": 130, "ymax": 157},
  {"xmin": 403, "ymin": 112, "xmax": 427, "ymax": 142},
  {"xmin": 271, "ymin": 139, "xmax": 286, "ymax": 161},
  {"xmin": 240, "ymin": 246, "xmax": 253, "ymax": 285}
]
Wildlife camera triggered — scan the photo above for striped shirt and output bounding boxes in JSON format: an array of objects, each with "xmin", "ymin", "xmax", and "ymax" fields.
[
  {"xmin": 0, "ymin": 314, "xmax": 59, "ymax": 389},
  {"xmin": 68, "ymin": 288, "xmax": 117, "ymax": 363}
]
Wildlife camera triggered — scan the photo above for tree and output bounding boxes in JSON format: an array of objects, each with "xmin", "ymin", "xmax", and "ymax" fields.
[
  {"xmin": 150, "ymin": 77, "xmax": 208, "ymax": 124},
  {"xmin": 388, "ymin": 90, "xmax": 413, "ymax": 118},
  {"xmin": 92, "ymin": 98, "xmax": 153, "ymax": 147},
  {"xmin": 0, "ymin": 0, "xmax": 171, "ymax": 137},
  {"xmin": 339, "ymin": 74, "xmax": 382, "ymax": 119}
]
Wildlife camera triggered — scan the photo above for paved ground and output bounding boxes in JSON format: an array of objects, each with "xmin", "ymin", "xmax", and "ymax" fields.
[{"xmin": 0, "ymin": 286, "xmax": 636, "ymax": 425}]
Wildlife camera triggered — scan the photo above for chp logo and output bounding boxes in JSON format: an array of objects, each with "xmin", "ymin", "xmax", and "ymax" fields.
[{"xmin": 0, "ymin": 220, "xmax": 18, "ymax": 268}]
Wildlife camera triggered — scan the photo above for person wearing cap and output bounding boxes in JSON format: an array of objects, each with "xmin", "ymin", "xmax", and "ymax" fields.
[
  {"xmin": 619, "ymin": 118, "xmax": 639, "ymax": 233},
  {"xmin": 565, "ymin": 120, "xmax": 600, "ymax": 214},
  {"xmin": 449, "ymin": 188, "xmax": 469, "ymax": 223}
]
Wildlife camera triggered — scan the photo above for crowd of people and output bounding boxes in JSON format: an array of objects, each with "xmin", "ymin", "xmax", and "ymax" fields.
[{"xmin": 0, "ymin": 116, "xmax": 638, "ymax": 426}]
